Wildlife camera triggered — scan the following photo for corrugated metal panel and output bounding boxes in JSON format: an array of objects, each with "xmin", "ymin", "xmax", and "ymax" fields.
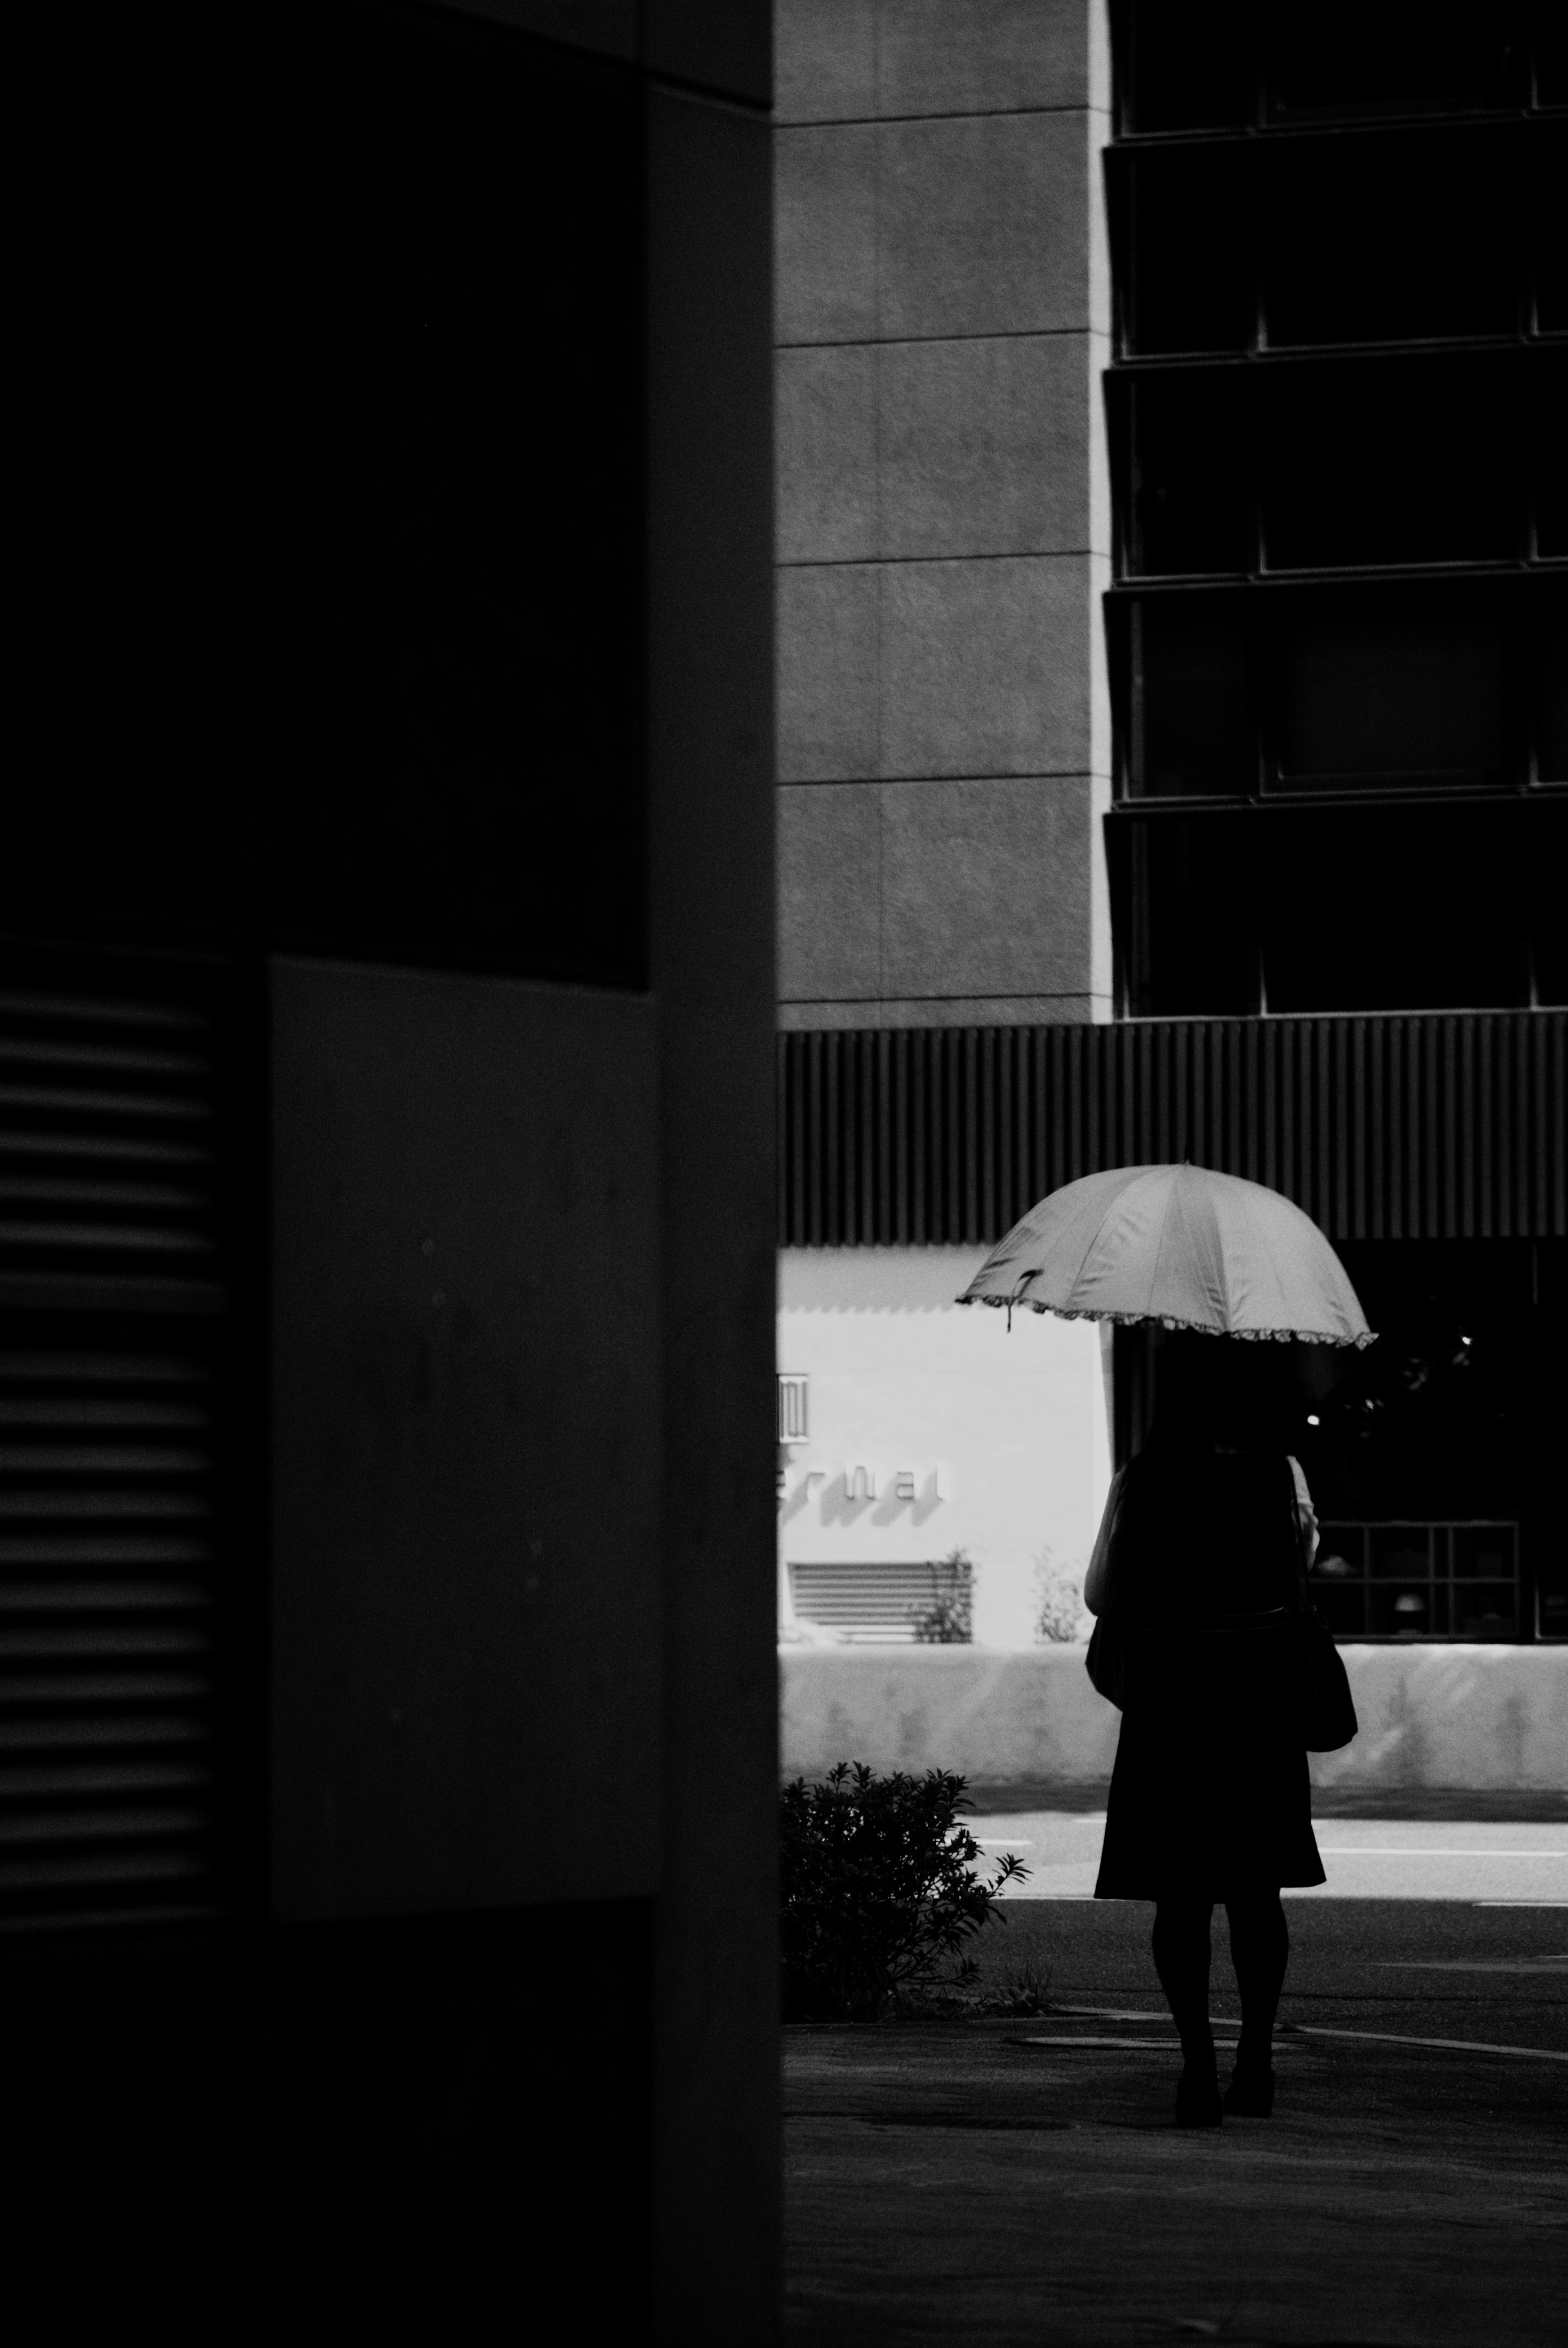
[
  {"xmin": 777, "ymin": 1014, "xmax": 1567, "ymax": 1248},
  {"xmin": 0, "ymin": 947, "xmax": 248, "ymax": 1935}
]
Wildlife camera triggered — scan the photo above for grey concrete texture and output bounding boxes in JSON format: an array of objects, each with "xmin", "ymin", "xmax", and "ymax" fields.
[
  {"xmin": 777, "ymin": 109, "xmax": 1102, "ymax": 345},
  {"xmin": 880, "ymin": 776, "xmax": 1097, "ymax": 996},
  {"xmin": 780, "ymin": 1644, "xmax": 1568, "ymax": 1799},
  {"xmin": 777, "ymin": 993, "xmax": 1111, "ymax": 1029},
  {"xmin": 777, "ymin": 775, "xmax": 1103, "ymax": 1007},
  {"xmin": 777, "ymin": 556, "xmax": 1102, "ymax": 782},
  {"xmin": 881, "ymin": 556, "xmax": 1097, "ymax": 776},
  {"xmin": 775, "ymin": 0, "xmax": 1109, "ymax": 126},
  {"xmin": 777, "ymin": 566, "xmax": 881, "ymax": 781},
  {"xmin": 777, "ymin": 784, "xmax": 884, "ymax": 1000},
  {"xmin": 785, "ymin": 1900, "xmax": 1568, "ymax": 2344},
  {"xmin": 777, "ymin": 334, "xmax": 1107, "ymax": 565}
]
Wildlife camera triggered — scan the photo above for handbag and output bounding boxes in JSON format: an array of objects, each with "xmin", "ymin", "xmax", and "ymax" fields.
[
  {"xmin": 1291, "ymin": 1601, "xmax": 1358, "ymax": 1752},
  {"xmin": 1084, "ymin": 1455, "xmax": 1358, "ymax": 1752},
  {"xmin": 1085, "ymin": 1610, "xmax": 1129, "ymax": 1710}
]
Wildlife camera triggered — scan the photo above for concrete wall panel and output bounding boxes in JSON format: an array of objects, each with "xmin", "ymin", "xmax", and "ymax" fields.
[
  {"xmin": 776, "ymin": 125, "xmax": 878, "ymax": 344},
  {"xmin": 880, "ymin": 775, "xmax": 1094, "ymax": 999},
  {"xmin": 775, "ymin": 0, "xmax": 877, "ymax": 123},
  {"xmin": 782, "ymin": 1646, "xmax": 1122, "ymax": 1787},
  {"xmin": 876, "ymin": 0, "xmax": 1098, "ymax": 118},
  {"xmin": 777, "ymin": 0, "xmax": 1099, "ymax": 124},
  {"xmin": 780, "ymin": 1645, "xmax": 1568, "ymax": 1796},
  {"xmin": 879, "ymin": 333, "xmax": 1099, "ymax": 559},
  {"xmin": 777, "ymin": 564, "xmax": 881, "ymax": 781},
  {"xmin": 776, "ymin": 344, "xmax": 879, "ymax": 564},
  {"xmin": 877, "ymin": 112, "xmax": 1094, "ymax": 341},
  {"xmin": 778, "ymin": 785, "xmax": 883, "ymax": 1001},
  {"xmin": 879, "ymin": 554, "xmax": 1094, "ymax": 778}
]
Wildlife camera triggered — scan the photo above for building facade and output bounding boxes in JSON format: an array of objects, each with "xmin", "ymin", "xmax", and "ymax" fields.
[{"xmin": 775, "ymin": 0, "xmax": 1565, "ymax": 1651}]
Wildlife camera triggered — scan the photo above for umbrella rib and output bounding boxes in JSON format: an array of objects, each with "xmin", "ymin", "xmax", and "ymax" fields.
[
  {"xmin": 1140, "ymin": 1167, "xmax": 1188, "ymax": 1328},
  {"xmin": 1063, "ymin": 1171, "xmax": 1156, "ymax": 1317}
]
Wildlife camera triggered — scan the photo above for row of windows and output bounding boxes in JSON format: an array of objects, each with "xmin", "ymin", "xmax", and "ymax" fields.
[
  {"xmin": 1115, "ymin": 1, "xmax": 1564, "ymax": 135},
  {"xmin": 1113, "ymin": 587, "xmax": 1566, "ymax": 796},
  {"xmin": 1116, "ymin": 801, "xmax": 1565, "ymax": 1018},
  {"xmin": 1112, "ymin": 352, "xmax": 1564, "ymax": 576},
  {"xmin": 1110, "ymin": 124, "xmax": 1564, "ymax": 354}
]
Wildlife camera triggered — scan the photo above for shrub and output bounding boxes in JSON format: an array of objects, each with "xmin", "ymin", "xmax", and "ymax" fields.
[
  {"xmin": 779, "ymin": 1761, "xmax": 1029, "ymax": 2023},
  {"xmin": 1033, "ymin": 1548, "xmax": 1089, "ymax": 1644},
  {"xmin": 909, "ymin": 1549, "xmax": 973, "ymax": 1644}
]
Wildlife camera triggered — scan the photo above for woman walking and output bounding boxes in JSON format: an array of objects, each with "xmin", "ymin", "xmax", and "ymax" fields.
[{"xmin": 1084, "ymin": 1336, "xmax": 1328, "ymax": 2128}]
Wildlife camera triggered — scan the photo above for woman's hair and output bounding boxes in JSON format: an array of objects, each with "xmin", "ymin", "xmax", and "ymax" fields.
[{"xmin": 1146, "ymin": 1332, "xmax": 1297, "ymax": 1455}]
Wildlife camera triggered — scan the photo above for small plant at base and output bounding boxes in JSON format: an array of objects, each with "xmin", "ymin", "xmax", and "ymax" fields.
[
  {"xmin": 780, "ymin": 1761, "xmax": 1029, "ymax": 2023},
  {"xmin": 910, "ymin": 1549, "xmax": 973, "ymax": 1644},
  {"xmin": 889, "ymin": 1957, "xmax": 1058, "ymax": 2022}
]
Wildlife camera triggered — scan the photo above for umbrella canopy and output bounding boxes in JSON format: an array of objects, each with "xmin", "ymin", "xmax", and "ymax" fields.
[{"xmin": 956, "ymin": 1163, "xmax": 1374, "ymax": 1347}]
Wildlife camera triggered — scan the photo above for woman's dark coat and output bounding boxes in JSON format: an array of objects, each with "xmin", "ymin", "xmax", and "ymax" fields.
[{"xmin": 1092, "ymin": 1446, "xmax": 1327, "ymax": 1901}]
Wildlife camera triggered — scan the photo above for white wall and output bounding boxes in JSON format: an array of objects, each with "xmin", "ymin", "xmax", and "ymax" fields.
[{"xmin": 778, "ymin": 1246, "xmax": 1111, "ymax": 1648}]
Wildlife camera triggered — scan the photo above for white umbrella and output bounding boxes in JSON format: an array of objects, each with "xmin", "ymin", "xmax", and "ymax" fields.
[{"xmin": 956, "ymin": 1163, "xmax": 1374, "ymax": 1347}]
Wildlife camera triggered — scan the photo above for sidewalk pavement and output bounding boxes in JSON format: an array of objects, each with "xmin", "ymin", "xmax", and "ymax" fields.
[{"xmin": 785, "ymin": 1895, "xmax": 1568, "ymax": 2347}]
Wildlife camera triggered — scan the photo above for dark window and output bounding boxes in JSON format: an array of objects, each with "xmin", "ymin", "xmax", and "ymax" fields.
[
  {"xmin": 1536, "ymin": 352, "xmax": 1568, "ymax": 556},
  {"xmin": 1128, "ymin": 819, "xmax": 1254, "ymax": 1016},
  {"xmin": 1532, "ymin": 120, "xmax": 1568, "ymax": 332},
  {"xmin": 1539, "ymin": 600, "xmax": 1568, "ymax": 780},
  {"xmin": 1260, "ymin": 359, "xmax": 1520, "ymax": 570},
  {"xmin": 1117, "ymin": 0, "xmax": 1252, "ymax": 133},
  {"xmin": 1128, "ymin": 600, "xmax": 1253, "ymax": 795},
  {"xmin": 1125, "ymin": 374, "xmax": 1249, "ymax": 575},
  {"xmin": 1532, "ymin": 799, "xmax": 1568, "ymax": 1004},
  {"xmin": 1258, "ymin": 809, "xmax": 1524, "ymax": 1011},
  {"xmin": 1262, "ymin": 129, "xmax": 1516, "ymax": 346},
  {"xmin": 1121, "ymin": 149, "xmax": 1252, "ymax": 355},
  {"xmin": 1538, "ymin": 9, "xmax": 1568, "ymax": 107},
  {"xmin": 1264, "ymin": 0, "xmax": 1519, "ymax": 120},
  {"xmin": 1276, "ymin": 604, "xmax": 1508, "ymax": 785}
]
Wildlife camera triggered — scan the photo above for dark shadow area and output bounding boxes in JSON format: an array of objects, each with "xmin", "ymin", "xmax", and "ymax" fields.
[{"xmin": 0, "ymin": 1900, "xmax": 654, "ymax": 2329}]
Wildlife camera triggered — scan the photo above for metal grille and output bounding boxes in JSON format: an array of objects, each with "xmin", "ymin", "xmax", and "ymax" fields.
[
  {"xmin": 789, "ymin": 1562, "xmax": 967, "ymax": 1643},
  {"xmin": 777, "ymin": 1013, "xmax": 1567, "ymax": 1249},
  {"xmin": 0, "ymin": 950, "xmax": 243, "ymax": 1935},
  {"xmin": 1314, "ymin": 1521, "xmax": 1522, "ymax": 1642}
]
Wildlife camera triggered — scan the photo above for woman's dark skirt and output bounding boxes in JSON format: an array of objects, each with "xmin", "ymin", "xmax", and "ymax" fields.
[{"xmin": 1095, "ymin": 1704, "xmax": 1326, "ymax": 1902}]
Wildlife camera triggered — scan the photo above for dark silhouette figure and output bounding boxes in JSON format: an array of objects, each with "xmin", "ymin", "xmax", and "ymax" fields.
[{"xmin": 1085, "ymin": 1336, "xmax": 1324, "ymax": 2125}]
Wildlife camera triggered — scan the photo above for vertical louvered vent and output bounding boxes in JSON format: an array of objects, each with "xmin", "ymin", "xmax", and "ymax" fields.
[{"xmin": 0, "ymin": 953, "xmax": 240, "ymax": 1935}]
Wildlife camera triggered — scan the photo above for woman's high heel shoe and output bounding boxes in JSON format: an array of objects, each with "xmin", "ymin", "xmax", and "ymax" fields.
[
  {"xmin": 1223, "ymin": 2063, "xmax": 1276, "ymax": 2118},
  {"xmin": 1175, "ymin": 2065, "xmax": 1223, "ymax": 2128}
]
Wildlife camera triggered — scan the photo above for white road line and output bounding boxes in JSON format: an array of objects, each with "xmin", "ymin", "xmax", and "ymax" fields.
[
  {"xmin": 1377, "ymin": 1957, "xmax": 1568, "ymax": 1973},
  {"xmin": 1287, "ymin": 2024, "xmax": 1568, "ymax": 2063},
  {"xmin": 1013, "ymin": 2036, "xmax": 1251, "ymax": 2052}
]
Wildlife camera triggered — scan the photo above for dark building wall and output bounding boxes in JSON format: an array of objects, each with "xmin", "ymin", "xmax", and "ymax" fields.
[
  {"xmin": 14, "ymin": 1, "xmax": 650, "ymax": 988},
  {"xmin": 269, "ymin": 960, "xmax": 662, "ymax": 1919},
  {"xmin": 646, "ymin": 77, "xmax": 781, "ymax": 2335},
  {"xmin": 5, "ymin": 2, "xmax": 777, "ymax": 2336}
]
